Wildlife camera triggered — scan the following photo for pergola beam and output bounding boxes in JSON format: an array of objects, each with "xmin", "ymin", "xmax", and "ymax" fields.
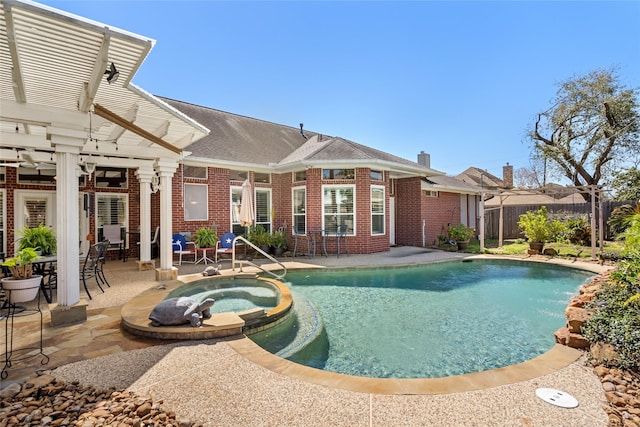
[
  {"xmin": 78, "ymin": 33, "xmax": 111, "ymax": 112},
  {"xmin": 93, "ymin": 104, "xmax": 181, "ymax": 154}
]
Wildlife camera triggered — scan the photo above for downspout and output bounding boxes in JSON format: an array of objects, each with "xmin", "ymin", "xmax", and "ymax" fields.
[{"xmin": 422, "ymin": 219, "xmax": 426, "ymax": 247}]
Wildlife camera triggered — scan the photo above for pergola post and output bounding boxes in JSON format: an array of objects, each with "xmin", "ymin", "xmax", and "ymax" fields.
[
  {"xmin": 155, "ymin": 159, "xmax": 178, "ymax": 281},
  {"xmin": 49, "ymin": 127, "xmax": 87, "ymax": 326}
]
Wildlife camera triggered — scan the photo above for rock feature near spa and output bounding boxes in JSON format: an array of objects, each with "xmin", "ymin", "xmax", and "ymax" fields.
[
  {"xmin": 554, "ymin": 271, "xmax": 608, "ymax": 349},
  {"xmin": 0, "ymin": 373, "xmax": 200, "ymax": 426},
  {"xmin": 149, "ymin": 297, "xmax": 215, "ymax": 327}
]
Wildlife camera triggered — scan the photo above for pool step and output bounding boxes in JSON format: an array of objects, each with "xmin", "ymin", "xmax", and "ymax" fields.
[{"xmin": 276, "ymin": 292, "xmax": 324, "ymax": 359}]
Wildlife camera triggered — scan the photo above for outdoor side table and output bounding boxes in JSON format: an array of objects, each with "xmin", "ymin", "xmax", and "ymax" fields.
[{"xmin": 195, "ymin": 247, "xmax": 215, "ymax": 265}]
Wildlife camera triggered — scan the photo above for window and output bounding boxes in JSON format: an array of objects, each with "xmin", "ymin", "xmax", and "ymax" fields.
[
  {"xmin": 231, "ymin": 187, "xmax": 243, "ymax": 235},
  {"xmin": 293, "ymin": 171, "xmax": 306, "ymax": 182},
  {"xmin": 183, "ymin": 165, "xmax": 207, "ymax": 179},
  {"xmin": 184, "ymin": 184, "xmax": 208, "ymax": 220},
  {"xmin": 17, "ymin": 167, "xmax": 56, "ymax": 185},
  {"xmin": 370, "ymin": 170, "xmax": 383, "ymax": 181},
  {"xmin": 292, "ymin": 187, "xmax": 306, "ymax": 234},
  {"xmin": 322, "ymin": 185, "xmax": 354, "ymax": 235},
  {"xmin": 255, "ymin": 189, "xmax": 272, "ymax": 233},
  {"xmin": 95, "ymin": 167, "xmax": 127, "ymax": 188},
  {"xmin": 322, "ymin": 169, "xmax": 355, "ymax": 180},
  {"xmin": 0, "ymin": 167, "xmax": 5, "ymax": 183},
  {"xmin": 254, "ymin": 172, "xmax": 270, "ymax": 184},
  {"xmin": 229, "ymin": 170, "xmax": 247, "ymax": 182},
  {"xmin": 371, "ymin": 186, "xmax": 385, "ymax": 235},
  {"xmin": 425, "ymin": 190, "xmax": 439, "ymax": 197},
  {"xmin": 96, "ymin": 193, "xmax": 128, "ymax": 243}
]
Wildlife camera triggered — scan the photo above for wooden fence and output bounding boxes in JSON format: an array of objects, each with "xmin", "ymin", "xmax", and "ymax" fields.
[{"xmin": 484, "ymin": 200, "xmax": 633, "ymax": 240}]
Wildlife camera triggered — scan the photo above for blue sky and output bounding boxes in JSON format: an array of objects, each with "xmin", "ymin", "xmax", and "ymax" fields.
[{"xmin": 40, "ymin": 1, "xmax": 640, "ymax": 178}]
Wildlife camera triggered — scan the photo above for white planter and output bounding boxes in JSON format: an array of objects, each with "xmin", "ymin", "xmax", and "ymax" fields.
[{"xmin": 1, "ymin": 275, "xmax": 42, "ymax": 303}]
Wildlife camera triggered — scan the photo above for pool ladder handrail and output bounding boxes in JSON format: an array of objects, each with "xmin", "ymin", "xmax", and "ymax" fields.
[{"xmin": 231, "ymin": 235, "xmax": 287, "ymax": 280}]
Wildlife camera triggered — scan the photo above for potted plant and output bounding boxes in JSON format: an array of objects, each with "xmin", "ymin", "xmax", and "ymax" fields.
[
  {"xmin": 193, "ymin": 227, "xmax": 218, "ymax": 248},
  {"xmin": 1, "ymin": 248, "xmax": 42, "ymax": 303},
  {"xmin": 270, "ymin": 229, "xmax": 288, "ymax": 256},
  {"xmin": 448, "ymin": 224, "xmax": 475, "ymax": 250},
  {"xmin": 16, "ymin": 224, "xmax": 57, "ymax": 255},
  {"xmin": 248, "ymin": 225, "xmax": 271, "ymax": 254},
  {"xmin": 517, "ymin": 206, "xmax": 555, "ymax": 253}
]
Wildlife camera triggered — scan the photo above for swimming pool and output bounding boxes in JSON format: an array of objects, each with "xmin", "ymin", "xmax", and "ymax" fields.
[{"xmin": 249, "ymin": 259, "xmax": 593, "ymax": 378}]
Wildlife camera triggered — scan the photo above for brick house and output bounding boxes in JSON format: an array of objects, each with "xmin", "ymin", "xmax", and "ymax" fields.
[{"xmin": 0, "ymin": 1, "xmax": 484, "ymax": 321}]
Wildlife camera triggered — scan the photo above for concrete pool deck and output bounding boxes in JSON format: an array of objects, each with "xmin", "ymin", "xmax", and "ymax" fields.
[{"xmin": 2, "ymin": 247, "xmax": 614, "ymax": 426}]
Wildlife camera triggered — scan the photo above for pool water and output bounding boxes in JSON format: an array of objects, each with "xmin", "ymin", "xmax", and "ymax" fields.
[{"xmin": 250, "ymin": 259, "xmax": 593, "ymax": 378}]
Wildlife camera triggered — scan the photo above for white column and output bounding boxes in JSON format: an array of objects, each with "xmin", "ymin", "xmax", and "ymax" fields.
[
  {"xmin": 135, "ymin": 167, "xmax": 155, "ymax": 261},
  {"xmin": 49, "ymin": 127, "xmax": 85, "ymax": 306},
  {"xmin": 155, "ymin": 160, "xmax": 178, "ymax": 272}
]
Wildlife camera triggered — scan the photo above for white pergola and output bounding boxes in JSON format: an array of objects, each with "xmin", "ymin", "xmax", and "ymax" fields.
[{"xmin": 0, "ymin": 0, "xmax": 209, "ymax": 312}]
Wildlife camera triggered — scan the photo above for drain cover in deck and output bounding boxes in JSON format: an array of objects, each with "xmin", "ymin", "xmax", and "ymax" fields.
[{"xmin": 535, "ymin": 388, "xmax": 579, "ymax": 408}]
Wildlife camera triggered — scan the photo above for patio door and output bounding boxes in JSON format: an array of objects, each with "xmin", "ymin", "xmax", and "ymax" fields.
[{"xmin": 14, "ymin": 190, "xmax": 56, "ymax": 253}]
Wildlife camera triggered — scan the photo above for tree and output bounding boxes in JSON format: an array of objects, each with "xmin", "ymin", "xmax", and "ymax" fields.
[
  {"xmin": 514, "ymin": 166, "xmax": 543, "ymax": 188},
  {"xmin": 609, "ymin": 167, "xmax": 640, "ymax": 201},
  {"xmin": 529, "ymin": 68, "xmax": 640, "ymax": 201}
]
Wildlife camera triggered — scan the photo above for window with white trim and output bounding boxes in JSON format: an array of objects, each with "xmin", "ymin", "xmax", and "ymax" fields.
[
  {"xmin": 322, "ymin": 185, "xmax": 354, "ymax": 235},
  {"xmin": 371, "ymin": 185, "xmax": 385, "ymax": 235},
  {"xmin": 322, "ymin": 169, "xmax": 355, "ymax": 180},
  {"xmin": 370, "ymin": 170, "xmax": 383, "ymax": 181},
  {"xmin": 183, "ymin": 165, "xmax": 207, "ymax": 179},
  {"xmin": 184, "ymin": 183, "xmax": 208, "ymax": 220},
  {"xmin": 96, "ymin": 193, "xmax": 128, "ymax": 243},
  {"xmin": 255, "ymin": 188, "xmax": 272, "ymax": 233},
  {"xmin": 292, "ymin": 187, "xmax": 306, "ymax": 234},
  {"xmin": 231, "ymin": 186, "xmax": 243, "ymax": 235}
]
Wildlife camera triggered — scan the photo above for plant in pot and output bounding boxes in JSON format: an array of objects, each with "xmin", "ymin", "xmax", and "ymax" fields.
[
  {"xmin": 270, "ymin": 230, "xmax": 288, "ymax": 256},
  {"xmin": 517, "ymin": 206, "xmax": 563, "ymax": 253},
  {"xmin": 16, "ymin": 224, "xmax": 57, "ymax": 255},
  {"xmin": 1, "ymin": 247, "xmax": 42, "ymax": 303},
  {"xmin": 447, "ymin": 224, "xmax": 475, "ymax": 250},
  {"xmin": 249, "ymin": 225, "xmax": 271, "ymax": 254},
  {"xmin": 193, "ymin": 227, "xmax": 218, "ymax": 248}
]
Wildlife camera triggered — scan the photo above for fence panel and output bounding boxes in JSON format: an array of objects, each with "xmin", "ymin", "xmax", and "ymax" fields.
[{"xmin": 485, "ymin": 200, "xmax": 633, "ymax": 240}]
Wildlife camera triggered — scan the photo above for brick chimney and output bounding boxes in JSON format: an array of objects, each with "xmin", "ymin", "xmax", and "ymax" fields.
[
  {"xmin": 503, "ymin": 163, "xmax": 513, "ymax": 189},
  {"xmin": 417, "ymin": 151, "xmax": 430, "ymax": 168}
]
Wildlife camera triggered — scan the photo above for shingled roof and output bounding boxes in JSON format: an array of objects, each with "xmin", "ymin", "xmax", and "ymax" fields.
[
  {"xmin": 161, "ymin": 96, "xmax": 443, "ymax": 177},
  {"xmin": 456, "ymin": 167, "xmax": 504, "ymax": 189},
  {"xmin": 161, "ymin": 97, "xmax": 313, "ymax": 166}
]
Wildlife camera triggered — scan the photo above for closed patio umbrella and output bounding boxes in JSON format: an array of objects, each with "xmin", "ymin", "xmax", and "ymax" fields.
[{"xmin": 239, "ymin": 179, "xmax": 254, "ymax": 227}]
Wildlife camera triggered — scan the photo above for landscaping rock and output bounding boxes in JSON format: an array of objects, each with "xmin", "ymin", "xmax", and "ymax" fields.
[{"xmin": 0, "ymin": 373, "xmax": 202, "ymax": 427}]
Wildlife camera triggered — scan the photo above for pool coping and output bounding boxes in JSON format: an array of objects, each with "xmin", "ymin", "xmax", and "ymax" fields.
[{"xmin": 121, "ymin": 256, "xmax": 613, "ymax": 394}]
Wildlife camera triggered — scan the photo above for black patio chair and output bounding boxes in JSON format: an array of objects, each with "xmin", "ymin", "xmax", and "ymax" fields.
[{"xmin": 81, "ymin": 241, "xmax": 110, "ymax": 299}]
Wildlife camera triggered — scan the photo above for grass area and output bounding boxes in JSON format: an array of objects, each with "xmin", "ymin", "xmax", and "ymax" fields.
[{"xmin": 437, "ymin": 239, "xmax": 625, "ymax": 258}]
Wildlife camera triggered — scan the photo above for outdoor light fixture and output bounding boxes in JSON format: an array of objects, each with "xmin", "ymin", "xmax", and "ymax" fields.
[
  {"xmin": 83, "ymin": 160, "xmax": 96, "ymax": 175},
  {"xmin": 104, "ymin": 62, "xmax": 119, "ymax": 84},
  {"xmin": 151, "ymin": 174, "xmax": 160, "ymax": 193},
  {"xmin": 82, "ymin": 159, "xmax": 97, "ymax": 180}
]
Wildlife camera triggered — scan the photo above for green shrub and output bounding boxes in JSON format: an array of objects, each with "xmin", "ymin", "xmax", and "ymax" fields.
[
  {"xmin": 561, "ymin": 217, "xmax": 591, "ymax": 246},
  {"xmin": 608, "ymin": 203, "xmax": 640, "ymax": 238},
  {"xmin": 518, "ymin": 206, "xmax": 565, "ymax": 243},
  {"xmin": 582, "ymin": 214, "xmax": 640, "ymax": 371}
]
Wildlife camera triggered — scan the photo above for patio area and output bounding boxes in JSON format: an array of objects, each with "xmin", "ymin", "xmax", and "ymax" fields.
[{"xmin": 0, "ymin": 248, "xmax": 610, "ymax": 426}]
